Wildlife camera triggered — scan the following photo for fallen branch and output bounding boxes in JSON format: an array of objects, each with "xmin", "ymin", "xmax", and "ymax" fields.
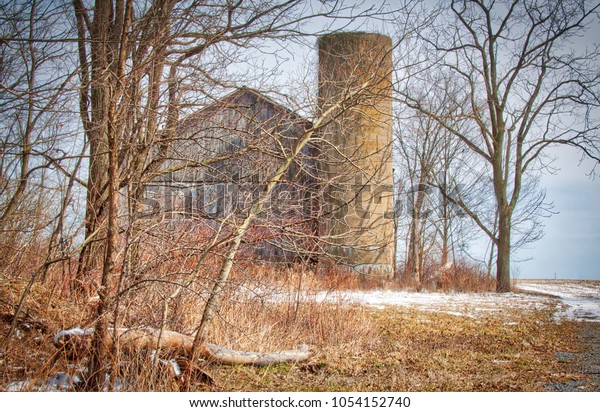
[
  {"xmin": 53, "ymin": 326, "xmax": 311, "ymax": 366},
  {"xmin": 202, "ymin": 342, "xmax": 311, "ymax": 366}
]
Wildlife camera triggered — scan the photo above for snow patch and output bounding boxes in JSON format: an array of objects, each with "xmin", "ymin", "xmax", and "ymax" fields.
[
  {"xmin": 517, "ymin": 281, "xmax": 600, "ymax": 322},
  {"xmin": 310, "ymin": 289, "xmax": 552, "ymax": 316},
  {"xmin": 5, "ymin": 372, "xmax": 81, "ymax": 392},
  {"xmin": 53, "ymin": 327, "xmax": 95, "ymax": 344},
  {"xmin": 245, "ymin": 281, "xmax": 599, "ymax": 321},
  {"xmin": 150, "ymin": 349, "xmax": 182, "ymax": 376},
  {"xmin": 244, "ymin": 287, "xmax": 554, "ymax": 318}
]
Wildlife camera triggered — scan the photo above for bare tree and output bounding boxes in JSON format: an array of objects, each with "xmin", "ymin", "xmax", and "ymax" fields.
[
  {"xmin": 68, "ymin": 0, "xmax": 399, "ymax": 390},
  {"xmin": 0, "ymin": 0, "xmax": 90, "ymax": 340},
  {"xmin": 0, "ymin": 0, "xmax": 76, "ymax": 240},
  {"xmin": 396, "ymin": 0, "xmax": 600, "ymax": 292},
  {"xmin": 394, "ymin": 73, "xmax": 467, "ymax": 288}
]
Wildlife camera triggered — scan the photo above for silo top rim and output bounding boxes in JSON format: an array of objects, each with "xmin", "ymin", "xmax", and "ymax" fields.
[{"xmin": 318, "ymin": 31, "xmax": 391, "ymax": 42}]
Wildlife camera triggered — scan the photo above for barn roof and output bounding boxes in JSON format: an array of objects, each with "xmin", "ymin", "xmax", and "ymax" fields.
[{"xmin": 178, "ymin": 88, "xmax": 311, "ymax": 133}]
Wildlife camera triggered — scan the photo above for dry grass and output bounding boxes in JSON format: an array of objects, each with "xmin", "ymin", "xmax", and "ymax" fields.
[
  {"xmin": 394, "ymin": 260, "xmax": 496, "ymax": 292},
  {"xmin": 200, "ymin": 305, "xmax": 582, "ymax": 392},
  {"xmin": 1, "ymin": 264, "xmax": 586, "ymax": 392},
  {"xmin": 0, "ymin": 278, "xmax": 90, "ymax": 390}
]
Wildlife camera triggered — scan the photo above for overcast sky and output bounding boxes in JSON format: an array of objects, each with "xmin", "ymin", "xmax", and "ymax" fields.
[{"xmin": 515, "ymin": 148, "xmax": 600, "ymax": 280}]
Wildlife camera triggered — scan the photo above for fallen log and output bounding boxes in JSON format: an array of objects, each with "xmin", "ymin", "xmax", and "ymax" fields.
[
  {"xmin": 202, "ymin": 342, "xmax": 311, "ymax": 366},
  {"xmin": 53, "ymin": 326, "xmax": 311, "ymax": 366}
]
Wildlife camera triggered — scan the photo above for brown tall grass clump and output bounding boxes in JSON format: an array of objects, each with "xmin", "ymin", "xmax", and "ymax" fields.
[
  {"xmin": 395, "ymin": 259, "xmax": 496, "ymax": 292},
  {"xmin": 1, "ymin": 260, "xmax": 378, "ymax": 391}
]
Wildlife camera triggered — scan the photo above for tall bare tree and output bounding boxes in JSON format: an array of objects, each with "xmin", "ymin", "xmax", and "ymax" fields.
[
  {"xmin": 0, "ymin": 0, "xmax": 90, "ymax": 342},
  {"xmin": 70, "ymin": 0, "xmax": 397, "ymax": 389},
  {"xmin": 397, "ymin": 0, "xmax": 600, "ymax": 292},
  {"xmin": 0, "ymin": 0, "xmax": 76, "ymax": 240}
]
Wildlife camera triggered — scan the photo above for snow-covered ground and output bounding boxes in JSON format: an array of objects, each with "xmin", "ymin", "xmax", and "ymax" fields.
[
  {"xmin": 246, "ymin": 280, "xmax": 600, "ymax": 322},
  {"xmin": 310, "ymin": 289, "xmax": 553, "ymax": 318},
  {"xmin": 516, "ymin": 280, "xmax": 600, "ymax": 322},
  {"xmin": 246, "ymin": 285, "xmax": 553, "ymax": 319}
]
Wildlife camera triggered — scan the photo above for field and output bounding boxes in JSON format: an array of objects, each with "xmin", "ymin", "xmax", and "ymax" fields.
[{"xmin": 1, "ymin": 274, "xmax": 598, "ymax": 392}]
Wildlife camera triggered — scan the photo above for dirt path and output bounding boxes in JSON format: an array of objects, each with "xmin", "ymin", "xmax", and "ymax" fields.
[
  {"xmin": 547, "ymin": 321, "xmax": 600, "ymax": 391},
  {"xmin": 516, "ymin": 280, "xmax": 600, "ymax": 391}
]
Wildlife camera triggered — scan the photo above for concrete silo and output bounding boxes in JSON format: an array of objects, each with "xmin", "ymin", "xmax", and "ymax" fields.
[{"xmin": 318, "ymin": 32, "xmax": 395, "ymax": 277}]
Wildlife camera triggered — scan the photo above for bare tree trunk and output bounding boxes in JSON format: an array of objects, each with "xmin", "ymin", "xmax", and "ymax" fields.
[
  {"xmin": 86, "ymin": 110, "xmax": 121, "ymax": 391},
  {"xmin": 496, "ymin": 209, "xmax": 511, "ymax": 293},
  {"xmin": 440, "ymin": 167, "xmax": 450, "ymax": 267},
  {"xmin": 73, "ymin": 0, "xmax": 113, "ymax": 292},
  {"xmin": 82, "ymin": 0, "xmax": 131, "ymax": 390},
  {"xmin": 486, "ymin": 211, "xmax": 498, "ymax": 280},
  {"xmin": 439, "ymin": 204, "xmax": 449, "ymax": 267},
  {"xmin": 406, "ymin": 179, "xmax": 428, "ymax": 290}
]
